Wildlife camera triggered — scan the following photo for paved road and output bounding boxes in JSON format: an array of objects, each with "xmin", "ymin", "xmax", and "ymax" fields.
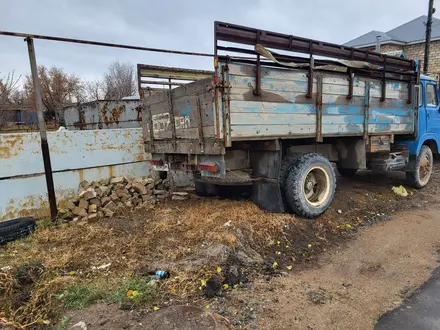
[{"xmin": 376, "ymin": 267, "xmax": 440, "ymax": 330}]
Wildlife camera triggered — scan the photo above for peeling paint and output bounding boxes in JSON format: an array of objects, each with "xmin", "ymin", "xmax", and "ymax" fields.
[
  {"xmin": 0, "ymin": 128, "xmax": 151, "ymax": 221},
  {"xmin": 65, "ymin": 100, "xmax": 142, "ymax": 130}
]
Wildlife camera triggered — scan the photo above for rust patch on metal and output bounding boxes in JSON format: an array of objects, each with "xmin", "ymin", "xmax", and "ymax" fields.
[
  {"xmin": 101, "ymin": 102, "xmax": 110, "ymax": 126},
  {"xmin": 109, "ymin": 165, "xmax": 114, "ymax": 177},
  {"xmin": 136, "ymin": 153, "xmax": 146, "ymax": 161},
  {"xmin": 111, "ymin": 105, "xmax": 125, "ymax": 124},
  {"xmin": 135, "ymin": 105, "xmax": 143, "ymax": 122},
  {"xmin": 78, "ymin": 168, "xmax": 85, "ymax": 183},
  {"xmin": 0, "ymin": 134, "xmax": 25, "ymax": 158}
]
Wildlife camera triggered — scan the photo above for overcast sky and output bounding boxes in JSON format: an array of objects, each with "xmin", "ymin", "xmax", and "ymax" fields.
[{"xmin": 0, "ymin": 0, "xmax": 431, "ymax": 84}]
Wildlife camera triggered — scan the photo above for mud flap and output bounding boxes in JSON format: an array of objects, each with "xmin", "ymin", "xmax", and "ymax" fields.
[{"xmin": 250, "ymin": 150, "xmax": 286, "ymax": 213}]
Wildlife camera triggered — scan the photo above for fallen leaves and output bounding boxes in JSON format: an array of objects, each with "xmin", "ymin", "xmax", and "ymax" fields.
[
  {"xmin": 126, "ymin": 290, "xmax": 139, "ymax": 299},
  {"xmin": 392, "ymin": 185, "xmax": 408, "ymax": 197}
]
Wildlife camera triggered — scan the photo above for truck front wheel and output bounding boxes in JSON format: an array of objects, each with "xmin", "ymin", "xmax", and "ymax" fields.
[
  {"xmin": 406, "ymin": 145, "xmax": 433, "ymax": 189},
  {"xmin": 285, "ymin": 154, "xmax": 336, "ymax": 218}
]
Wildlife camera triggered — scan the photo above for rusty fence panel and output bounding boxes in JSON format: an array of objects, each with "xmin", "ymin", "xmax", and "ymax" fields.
[
  {"xmin": 0, "ymin": 128, "xmax": 150, "ymax": 221},
  {"xmin": 64, "ymin": 100, "xmax": 142, "ymax": 130}
]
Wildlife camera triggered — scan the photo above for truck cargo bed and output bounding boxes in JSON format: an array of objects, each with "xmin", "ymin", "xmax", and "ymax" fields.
[
  {"xmin": 226, "ymin": 62, "xmax": 413, "ymax": 139},
  {"xmin": 142, "ymin": 61, "xmax": 414, "ymax": 154}
]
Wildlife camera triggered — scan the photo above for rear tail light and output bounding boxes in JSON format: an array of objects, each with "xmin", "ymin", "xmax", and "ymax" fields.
[
  {"xmin": 199, "ymin": 162, "xmax": 218, "ymax": 172},
  {"xmin": 150, "ymin": 159, "xmax": 164, "ymax": 166}
]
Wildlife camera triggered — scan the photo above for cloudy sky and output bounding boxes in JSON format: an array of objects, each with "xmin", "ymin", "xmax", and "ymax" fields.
[{"xmin": 0, "ymin": 0, "xmax": 431, "ymax": 84}]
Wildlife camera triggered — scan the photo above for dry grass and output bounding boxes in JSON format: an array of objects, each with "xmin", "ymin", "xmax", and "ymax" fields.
[{"xmin": 0, "ymin": 198, "xmax": 297, "ymax": 328}]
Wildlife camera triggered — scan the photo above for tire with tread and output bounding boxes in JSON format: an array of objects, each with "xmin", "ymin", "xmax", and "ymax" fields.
[
  {"xmin": 0, "ymin": 217, "xmax": 36, "ymax": 245},
  {"xmin": 406, "ymin": 145, "xmax": 433, "ymax": 189},
  {"xmin": 279, "ymin": 153, "xmax": 302, "ymax": 211},
  {"xmin": 284, "ymin": 153, "xmax": 336, "ymax": 218}
]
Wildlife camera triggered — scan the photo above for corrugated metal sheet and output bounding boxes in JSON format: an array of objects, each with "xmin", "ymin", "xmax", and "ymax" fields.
[{"xmin": 64, "ymin": 100, "xmax": 142, "ymax": 130}]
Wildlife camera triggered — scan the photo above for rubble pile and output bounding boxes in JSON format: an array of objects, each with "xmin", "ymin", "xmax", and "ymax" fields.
[{"xmin": 58, "ymin": 176, "xmax": 189, "ymax": 221}]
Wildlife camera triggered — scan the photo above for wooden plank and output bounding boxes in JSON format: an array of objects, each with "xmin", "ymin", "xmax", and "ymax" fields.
[
  {"xmin": 322, "ymin": 80, "xmax": 409, "ymax": 99},
  {"xmin": 323, "ymin": 105, "xmax": 363, "ymax": 115},
  {"xmin": 144, "ymin": 77, "xmax": 213, "ymax": 106},
  {"xmin": 369, "ymin": 107, "xmax": 413, "ymax": 117},
  {"xmin": 230, "ymin": 111, "xmax": 413, "ymax": 126},
  {"xmin": 154, "ymin": 126, "xmax": 216, "ymax": 139},
  {"xmin": 229, "ymin": 100, "xmax": 316, "ymax": 114},
  {"xmin": 170, "ymin": 77, "xmax": 213, "ymax": 99},
  {"xmin": 144, "ymin": 90, "xmax": 168, "ymax": 106},
  {"xmin": 368, "ymin": 123, "xmax": 413, "ymax": 133},
  {"xmin": 231, "ymin": 124, "xmax": 316, "ymax": 138},
  {"xmin": 228, "ymin": 75, "xmax": 312, "ymax": 93},
  {"xmin": 230, "ymin": 123, "xmax": 413, "ymax": 139},
  {"xmin": 231, "ymin": 113, "xmax": 315, "ymax": 125},
  {"xmin": 139, "ymin": 66, "xmax": 212, "ymax": 81},
  {"xmin": 322, "ymin": 124, "xmax": 364, "ymax": 135},
  {"xmin": 229, "ymin": 88, "xmax": 314, "ymax": 104},
  {"xmin": 226, "ymin": 62, "xmax": 311, "ymax": 81},
  {"xmin": 229, "ymin": 89, "xmax": 371, "ymax": 107},
  {"xmin": 322, "ymin": 84, "xmax": 365, "ymax": 96}
]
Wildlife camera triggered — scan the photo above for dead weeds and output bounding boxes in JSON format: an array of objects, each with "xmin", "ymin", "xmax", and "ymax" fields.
[{"xmin": 0, "ymin": 199, "xmax": 298, "ymax": 328}]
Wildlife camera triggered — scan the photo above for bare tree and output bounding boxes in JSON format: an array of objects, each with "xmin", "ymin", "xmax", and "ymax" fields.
[
  {"xmin": 24, "ymin": 66, "xmax": 84, "ymax": 123},
  {"xmin": 84, "ymin": 79, "xmax": 106, "ymax": 101},
  {"xmin": 0, "ymin": 71, "xmax": 21, "ymax": 127},
  {"xmin": 103, "ymin": 61, "xmax": 136, "ymax": 100}
]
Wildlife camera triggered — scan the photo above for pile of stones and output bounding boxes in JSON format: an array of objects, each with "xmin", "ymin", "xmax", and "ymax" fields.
[{"xmin": 58, "ymin": 175, "xmax": 189, "ymax": 221}]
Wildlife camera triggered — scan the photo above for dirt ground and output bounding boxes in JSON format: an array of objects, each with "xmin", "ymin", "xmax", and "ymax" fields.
[
  {"xmin": 226, "ymin": 206, "xmax": 440, "ymax": 330},
  {"xmin": 2, "ymin": 163, "xmax": 440, "ymax": 329}
]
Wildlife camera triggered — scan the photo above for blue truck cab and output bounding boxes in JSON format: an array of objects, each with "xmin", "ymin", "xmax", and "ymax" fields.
[{"xmin": 397, "ymin": 74, "xmax": 439, "ymax": 188}]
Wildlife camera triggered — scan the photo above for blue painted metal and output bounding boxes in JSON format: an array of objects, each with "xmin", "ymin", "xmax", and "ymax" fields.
[
  {"xmin": 0, "ymin": 128, "xmax": 151, "ymax": 221},
  {"xmin": 225, "ymin": 62, "xmax": 414, "ymax": 139},
  {"xmin": 0, "ymin": 128, "xmax": 148, "ymax": 179},
  {"xmin": 398, "ymin": 76, "xmax": 440, "ymax": 156}
]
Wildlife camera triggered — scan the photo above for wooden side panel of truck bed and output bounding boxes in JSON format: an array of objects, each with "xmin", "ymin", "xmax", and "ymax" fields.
[
  {"xmin": 225, "ymin": 62, "xmax": 414, "ymax": 140},
  {"xmin": 142, "ymin": 77, "xmax": 217, "ymax": 141}
]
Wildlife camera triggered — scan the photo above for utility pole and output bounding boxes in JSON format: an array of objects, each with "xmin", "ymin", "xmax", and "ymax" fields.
[
  {"xmin": 424, "ymin": 0, "xmax": 435, "ymax": 74},
  {"xmin": 26, "ymin": 38, "xmax": 58, "ymax": 220}
]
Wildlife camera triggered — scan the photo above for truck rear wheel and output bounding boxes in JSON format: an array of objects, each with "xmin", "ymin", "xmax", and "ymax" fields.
[
  {"xmin": 279, "ymin": 153, "xmax": 302, "ymax": 211},
  {"xmin": 406, "ymin": 145, "xmax": 433, "ymax": 189},
  {"xmin": 285, "ymin": 154, "xmax": 336, "ymax": 218}
]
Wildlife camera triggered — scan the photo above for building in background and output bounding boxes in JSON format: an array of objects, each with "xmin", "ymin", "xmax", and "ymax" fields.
[
  {"xmin": 344, "ymin": 15, "xmax": 440, "ymax": 79},
  {"xmin": 0, "ymin": 104, "xmax": 38, "ymax": 129}
]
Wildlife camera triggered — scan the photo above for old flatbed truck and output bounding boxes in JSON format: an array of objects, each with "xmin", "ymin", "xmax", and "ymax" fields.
[{"xmin": 138, "ymin": 21, "xmax": 438, "ymax": 218}]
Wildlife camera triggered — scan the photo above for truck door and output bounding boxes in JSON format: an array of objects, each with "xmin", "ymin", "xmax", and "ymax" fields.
[{"xmin": 425, "ymin": 82, "xmax": 440, "ymax": 133}]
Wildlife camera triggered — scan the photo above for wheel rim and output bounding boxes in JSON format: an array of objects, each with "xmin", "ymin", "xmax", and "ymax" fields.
[
  {"xmin": 302, "ymin": 166, "xmax": 331, "ymax": 206},
  {"xmin": 419, "ymin": 152, "xmax": 432, "ymax": 185}
]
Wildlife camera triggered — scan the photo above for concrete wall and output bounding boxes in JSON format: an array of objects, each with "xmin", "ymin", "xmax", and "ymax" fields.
[{"xmin": 0, "ymin": 128, "xmax": 150, "ymax": 221}]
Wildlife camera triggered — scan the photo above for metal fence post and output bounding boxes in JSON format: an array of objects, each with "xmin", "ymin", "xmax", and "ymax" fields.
[{"xmin": 26, "ymin": 37, "xmax": 58, "ymax": 220}]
